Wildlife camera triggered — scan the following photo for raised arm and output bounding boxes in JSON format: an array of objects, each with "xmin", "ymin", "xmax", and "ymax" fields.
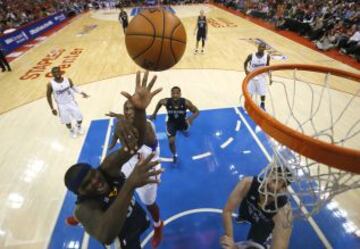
[
  {"xmin": 270, "ymin": 203, "xmax": 292, "ymax": 249},
  {"xmin": 101, "ymin": 71, "xmax": 162, "ymax": 175},
  {"xmin": 105, "ymin": 112, "xmax": 125, "ymax": 119},
  {"xmin": 107, "ymin": 132, "xmax": 119, "ymax": 151},
  {"xmin": 123, "ymin": 71, "xmax": 160, "ymax": 147},
  {"xmin": 105, "ymin": 112, "xmax": 126, "ymax": 151},
  {"xmin": 75, "ymin": 154, "xmax": 162, "ymax": 244},
  {"xmin": 150, "ymin": 98, "xmax": 167, "ymax": 120},
  {"xmin": 46, "ymin": 83, "xmax": 57, "ymax": 116},
  {"xmin": 110, "ymin": 117, "xmax": 138, "ymax": 153},
  {"xmin": 185, "ymin": 99, "xmax": 199, "ymax": 125},
  {"xmin": 222, "ymin": 177, "xmax": 252, "ymax": 243}
]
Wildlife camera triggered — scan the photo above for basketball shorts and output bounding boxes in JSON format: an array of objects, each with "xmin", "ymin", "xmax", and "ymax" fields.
[
  {"xmin": 248, "ymin": 77, "xmax": 267, "ymax": 96},
  {"xmin": 122, "ymin": 144, "xmax": 161, "ymax": 206},
  {"xmin": 197, "ymin": 29, "xmax": 206, "ymax": 41},
  {"xmin": 166, "ymin": 120, "xmax": 189, "ymax": 137},
  {"xmin": 122, "ymin": 19, "xmax": 128, "ymax": 29},
  {"xmin": 57, "ymin": 101, "xmax": 83, "ymax": 124}
]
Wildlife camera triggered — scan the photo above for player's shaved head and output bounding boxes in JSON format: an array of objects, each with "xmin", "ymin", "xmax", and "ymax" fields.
[
  {"xmin": 171, "ymin": 86, "xmax": 181, "ymax": 100},
  {"xmin": 51, "ymin": 66, "xmax": 60, "ymax": 73},
  {"xmin": 171, "ymin": 86, "xmax": 181, "ymax": 92},
  {"xmin": 258, "ymin": 43, "xmax": 266, "ymax": 54},
  {"xmin": 51, "ymin": 66, "xmax": 62, "ymax": 79}
]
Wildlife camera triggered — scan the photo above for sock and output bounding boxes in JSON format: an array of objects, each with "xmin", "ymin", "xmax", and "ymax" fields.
[{"xmin": 154, "ymin": 220, "xmax": 162, "ymax": 227}]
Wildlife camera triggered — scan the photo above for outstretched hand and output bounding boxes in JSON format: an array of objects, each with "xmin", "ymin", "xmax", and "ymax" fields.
[
  {"xmin": 127, "ymin": 153, "xmax": 163, "ymax": 188},
  {"xmin": 105, "ymin": 111, "xmax": 117, "ymax": 118},
  {"xmin": 121, "ymin": 71, "xmax": 162, "ymax": 110},
  {"xmin": 105, "ymin": 112, "xmax": 124, "ymax": 119},
  {"xmin": 220, "ymin": 235, "xmax": 236, "ymax": 249},
  {"xmin": 115, "ymin": 119, "xmax": 139, "ymax": 154}
]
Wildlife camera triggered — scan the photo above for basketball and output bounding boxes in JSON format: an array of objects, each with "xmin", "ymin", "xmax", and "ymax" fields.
[{"xmin": 125, "ymin": 8, "xmax": 187, "ymax": 71}]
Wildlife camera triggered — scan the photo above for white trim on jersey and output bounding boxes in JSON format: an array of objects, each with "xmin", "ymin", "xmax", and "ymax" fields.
[
  {"xmin": 249, "ymin": 52, "xmax": 268, "ymax": 80},
  {"xmin": 121, "ymin": 120, "xmax": 161, "ymax": 206},
  {"xmin": 50, "ymin": 77, "xmax": 75, "ymax": 105},
  {"xmin": 51, "ymin": 78, "xmax": 84, "ymax": 124}
]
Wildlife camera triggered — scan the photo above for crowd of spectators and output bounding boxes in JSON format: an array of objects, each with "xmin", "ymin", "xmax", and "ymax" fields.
[
  {"xmin": 3, "ymin": 0, "xmax": 358, "ymax": 60},
  {"xmin": 0, "ymin": 0, "xmax": 91, "ymax": 35},
  {"xmin": 215, "ymin": 0, "xmax": 360, "ymax": 61},
  {"xmin": 0, "ymin": 0, "xmax": 207, "ymax": 35}
]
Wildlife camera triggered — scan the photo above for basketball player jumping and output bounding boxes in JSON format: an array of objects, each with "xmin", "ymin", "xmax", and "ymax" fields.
[
  {"xmin": 64, "ymin": 71, "xmax": 163, "ymax": 249},
  {"xmin": 46, "ymin": 66, "xmax": 89, "ymax": 138},
  {"xmin": 221, "ymin": 168, "xmax": 292, "ymax": 249},
  {"xmin": 244, "ymin": 43, "xmax": 272, "ymax": 111},
  {"xmin": 151, "ymin": 86, "xmax": 199, "ymax": 163},
  {"xmin": 119, "ymin": 7, "xmax": 128, "ymax": 33},
  {"xmin": 106, "ymin": 100, "xmax": 164, "ymax": 248},
  {"xmin": 194, "ymin": 10, "xmax": 208, "ymax": 54}
]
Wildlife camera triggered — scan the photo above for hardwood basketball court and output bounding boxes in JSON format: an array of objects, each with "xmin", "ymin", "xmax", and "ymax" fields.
[{"xmin": 0, "ymin": 4, "xmax": 359, "ymax": 249}]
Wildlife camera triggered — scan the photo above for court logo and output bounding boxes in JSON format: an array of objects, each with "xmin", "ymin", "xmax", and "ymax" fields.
[
  {"xmin": 208, "ymin": 17, "xmax": 237, "ymax": 28},
  {"xmin": 77, "ymin": 24, "xmax": 97, "ymax": 36},
  {"xmin": 240, "ymin": 38, "xmax": 287, "ymax": 60},
  {"xmin": 19, "ymin": 48, "xmax": 85, "ymax": 80}
]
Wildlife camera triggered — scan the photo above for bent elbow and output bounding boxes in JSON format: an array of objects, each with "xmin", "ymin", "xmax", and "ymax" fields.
[
  {"xmin": 94, "ymin": 226, "xmax": 118, "ymax": 245},
  {"xmin": 98, "ymin": 233, "xmax": 117, "ymax": 245}
]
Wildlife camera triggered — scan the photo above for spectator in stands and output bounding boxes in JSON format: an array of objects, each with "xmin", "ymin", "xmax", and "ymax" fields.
[
  {"xmin": 214, "ymin": 0, "xmax": 360, "ymax": 59},
  {"xmin": 340, "ymin": 27, "xmax": 360, "ymax": 55},
  {"xmin": 308, "ymin": 16, "xmax": 325, "ymax": 41},
  {"xmin": 316, "ymin": 27, "xmax": 339, "ymax": 51},
  {"xmin": 0, "ymin": 0, "xmax": 90, "ymax": 33},
  {"xmin": 336, "ymin": 24, "xmax": 357, "ymax": 49}
]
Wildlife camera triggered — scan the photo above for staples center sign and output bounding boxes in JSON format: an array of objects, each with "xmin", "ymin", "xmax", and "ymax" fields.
[
  {"xmin": 208, "ymin": 17, "xmax": 237, "ymax": 28},
  {"xmin": 19, "ymin": 48, "xmax": 84, "ymax": 80}
]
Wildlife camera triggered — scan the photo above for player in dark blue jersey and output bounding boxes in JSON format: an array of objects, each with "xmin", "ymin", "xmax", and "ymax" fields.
[
  {"xmin": 151, "ymin": 86, "xmax": 199, "ymax": 163},
  {"xmin": 221, "ymin": 167, "xmax": 293, "ymax": 249},
  {"xmin": 0, "ymin": 45, "xmax": 11, "ymax": 72},
  {"xmin": 64, "ymin": 71, "xmax": 163, "ymax": 249},
  {"xmin": 194, "ymin": 10, "xmax": 208, "ymax": 54},
  {"xmin": 119, "ymin": 7, "xmax": 128, "ymax": 33}
]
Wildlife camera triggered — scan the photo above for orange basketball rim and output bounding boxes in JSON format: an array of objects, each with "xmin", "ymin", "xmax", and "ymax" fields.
[{"xmin": 242, "ymin": 64, "xmax": 360, "ymax": 174}]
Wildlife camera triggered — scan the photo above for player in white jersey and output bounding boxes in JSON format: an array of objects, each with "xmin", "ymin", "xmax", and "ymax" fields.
[
  {"xmin": 244, "ymin": 43, "xmax": 272, "ymax": 111},
  {"xmin": 106, "ymin": 100, "xmax": 164, "ymax": 248},
  {"xmin": 46, "ymin": 67, "xmax": 89, "ymax": 138}
]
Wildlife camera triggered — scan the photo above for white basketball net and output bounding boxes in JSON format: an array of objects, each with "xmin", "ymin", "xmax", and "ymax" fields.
[{"xmin": 245, "ymin": 67, "xmax": 360, "ymax": 218}]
